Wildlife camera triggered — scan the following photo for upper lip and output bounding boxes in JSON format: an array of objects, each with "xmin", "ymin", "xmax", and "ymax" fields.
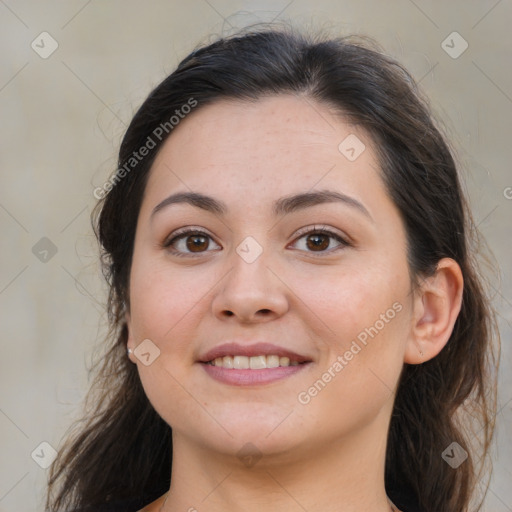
[{"xmin": 198, "ymin": 342, "xmax": 312, "ymax": 363}]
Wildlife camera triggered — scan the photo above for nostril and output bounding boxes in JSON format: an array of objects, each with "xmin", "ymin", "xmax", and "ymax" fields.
[{"xmin": 220, "ymin": 309, "xmax": 273, "ymax": 319}]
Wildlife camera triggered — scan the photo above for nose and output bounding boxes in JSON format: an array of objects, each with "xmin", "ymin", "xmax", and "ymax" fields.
[{"xmin": 211, "ymin": 248, "xmax": 289, "ymax": 324}]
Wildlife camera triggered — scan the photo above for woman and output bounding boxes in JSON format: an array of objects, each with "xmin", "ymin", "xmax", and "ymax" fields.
[{"xmin": 46, "ymin": 28, "xmax": 499, "ymax": 512}]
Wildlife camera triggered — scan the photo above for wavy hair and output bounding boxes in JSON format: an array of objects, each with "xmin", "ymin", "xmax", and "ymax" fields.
[{"xmin": 46, "ymin": 27, "xmax": 499, "ymax": 512}]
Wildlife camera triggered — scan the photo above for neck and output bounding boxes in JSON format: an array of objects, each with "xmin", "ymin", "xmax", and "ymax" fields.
[{"xmin": 161, "ymin": 415, "xmax": 397, "ymax": 512}]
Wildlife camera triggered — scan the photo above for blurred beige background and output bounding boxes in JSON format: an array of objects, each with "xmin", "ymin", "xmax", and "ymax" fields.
[{"xmin": 0, "ymin": 1, "xmax": 510, "ymax": 511}]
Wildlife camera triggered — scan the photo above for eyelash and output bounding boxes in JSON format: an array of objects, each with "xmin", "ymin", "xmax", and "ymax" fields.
[{"xmin": 163, "ymin": 225, "xmax": 351, "ymax": 258}]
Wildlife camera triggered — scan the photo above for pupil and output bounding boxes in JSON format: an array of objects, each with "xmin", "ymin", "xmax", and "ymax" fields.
[
  {"xmin": 187, "ymin": 235, "xmax": 208, "ymax": 252},
  {"xmin": 307, "ymin": 234, "xmax": 328, "ymax": 251}
]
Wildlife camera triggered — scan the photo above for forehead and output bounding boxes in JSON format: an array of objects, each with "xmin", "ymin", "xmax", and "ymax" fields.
[{"xmin": 142, "ymin": 95, "xmax": 385, "ymax": 214}]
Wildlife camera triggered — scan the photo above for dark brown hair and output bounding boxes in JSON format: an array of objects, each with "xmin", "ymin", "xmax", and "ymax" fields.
[{"xmin": 46, "ymin": 27, "xmax": 499, "ymax": 512}]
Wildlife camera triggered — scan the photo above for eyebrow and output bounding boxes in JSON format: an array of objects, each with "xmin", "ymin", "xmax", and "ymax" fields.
[{"xmin": 151, "ymin": 189, "xmax": 373, "ymax": 221}]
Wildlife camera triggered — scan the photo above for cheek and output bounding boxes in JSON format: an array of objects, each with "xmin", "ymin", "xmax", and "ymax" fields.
[
  {"xmin": 128, "ymin": 260, "xmax": 215, "ymax": 428},
  {"xmin": 128, "ymin": 256, "xmax": 213, "ymax": 344},
  {"xmin": 137, "ymin": 361, "xmax": 211, "ymax": 441},
  {"xmin": 294, "ymin": 285, "xmax": 408, "ymax": 435},
  {"xmin": 293, "ymin": 261, "xmax": 407, "ymax": 345},
  {"xmin": 293, "ymin": 263, "xmax": 409, "ymax": 397}
]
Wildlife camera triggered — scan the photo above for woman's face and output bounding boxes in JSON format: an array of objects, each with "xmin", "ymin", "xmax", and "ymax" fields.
[{"xmin": 127, "ymin": 95, "xmax": 414, "ymax": 460}]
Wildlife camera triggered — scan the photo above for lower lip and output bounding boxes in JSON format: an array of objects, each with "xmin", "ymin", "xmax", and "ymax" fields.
[{"xmin": 200, "ymin": 362, "xmax": 310, "ymax": 385}]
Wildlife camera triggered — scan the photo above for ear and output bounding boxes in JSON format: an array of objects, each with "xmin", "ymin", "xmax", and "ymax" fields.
[{"xmin": 404, "ymin": 258, "xmax": 464, "ymax": 364}]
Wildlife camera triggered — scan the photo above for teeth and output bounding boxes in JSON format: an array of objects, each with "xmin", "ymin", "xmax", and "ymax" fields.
[
  {"xmin": 267, "ymin": 355, "xmax": 280, "ymax": 368},
  {"xmin": 222, "ymin": 356, "xmax": 234, "ymax": 369},
  {"xmin": 209, "ymin": 355, "xmax": 302, "ymax": 369},
  {"xmin": 250, "ymin": 355, "xmax": 267, "ymax": 369},
  {"xmin": 233, "ymin": 356, "xmax": 249, "ymax": 369}
]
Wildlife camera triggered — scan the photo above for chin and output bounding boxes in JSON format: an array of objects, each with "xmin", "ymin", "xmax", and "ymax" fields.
[
  {"xmin": 186, "ymin": 409, "xmax": 307, "ymax": 456},
  {"xmin": 213, "ymin": 429, "xmax": 306, "ymax": 464}
]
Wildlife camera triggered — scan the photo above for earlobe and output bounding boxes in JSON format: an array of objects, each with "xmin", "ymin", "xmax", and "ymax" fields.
[
  {"xmin": 404, "ymin": 258, "xmax": 464, "ymax": 364},
  {"xmin": 125, "ymin": 312, "xmax": 136, "ymax": 363}
]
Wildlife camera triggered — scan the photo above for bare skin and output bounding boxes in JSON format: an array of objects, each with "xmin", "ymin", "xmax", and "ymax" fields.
[
  {"xmin": 127, "ymin": 95, "xmax": 463, "ymax": 512},
  {"xmin": 138, "ymin": 492, "xmax": 401, "ymax": 512}
]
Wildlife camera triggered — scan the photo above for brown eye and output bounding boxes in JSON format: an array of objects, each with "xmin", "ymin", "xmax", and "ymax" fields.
[
  {"xmin": 291, "ymin": 226, "xmax": 350, "ymax": 254},
  {"xmin": 305, "ymin": 233, "xmax": 330, "ymax": 251},
  {"xmin": 165, "ymin": 229, "xmax": 221, "ymax": 256},
  {"xmin": 186, "ymin": 234, "xmax": 210, "ymax": 252}
]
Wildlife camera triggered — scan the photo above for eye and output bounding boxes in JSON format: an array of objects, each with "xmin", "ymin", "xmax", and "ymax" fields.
[
  {"xmin": 164, "ymin": 228, "xmax": 221, "ymax": 256},
  {"xmin": 290, "ymin": 225, "xmax": 350, "ymax": 254}
]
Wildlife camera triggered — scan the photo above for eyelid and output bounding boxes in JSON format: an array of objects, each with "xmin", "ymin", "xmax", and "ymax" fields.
[
  {"xmin": 288, "ymin": 224, "xmax": 351, "ymax": 252},
  {"xmin": 163, "ymin": 224, "xmax": 351, "ymax": 257},
  {"xmin": 291, "ymin": 224, "xmax": 349, "ymax": 242},
  {"xmin": 163, "ymin": 226, "xmax": 221, "ymax": 257},
  {"xmin": 163, "ymin": 225, "xmax": 214, "ymax": 244}
]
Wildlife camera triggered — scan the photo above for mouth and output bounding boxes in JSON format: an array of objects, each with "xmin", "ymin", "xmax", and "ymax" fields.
[
  {"xmin": 198, "ymin": 342, "xmax": 313, "ymax": 385},
  {"xmin": 205, "ymin": 354, "xmax": 305, "ymax": 369}
]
